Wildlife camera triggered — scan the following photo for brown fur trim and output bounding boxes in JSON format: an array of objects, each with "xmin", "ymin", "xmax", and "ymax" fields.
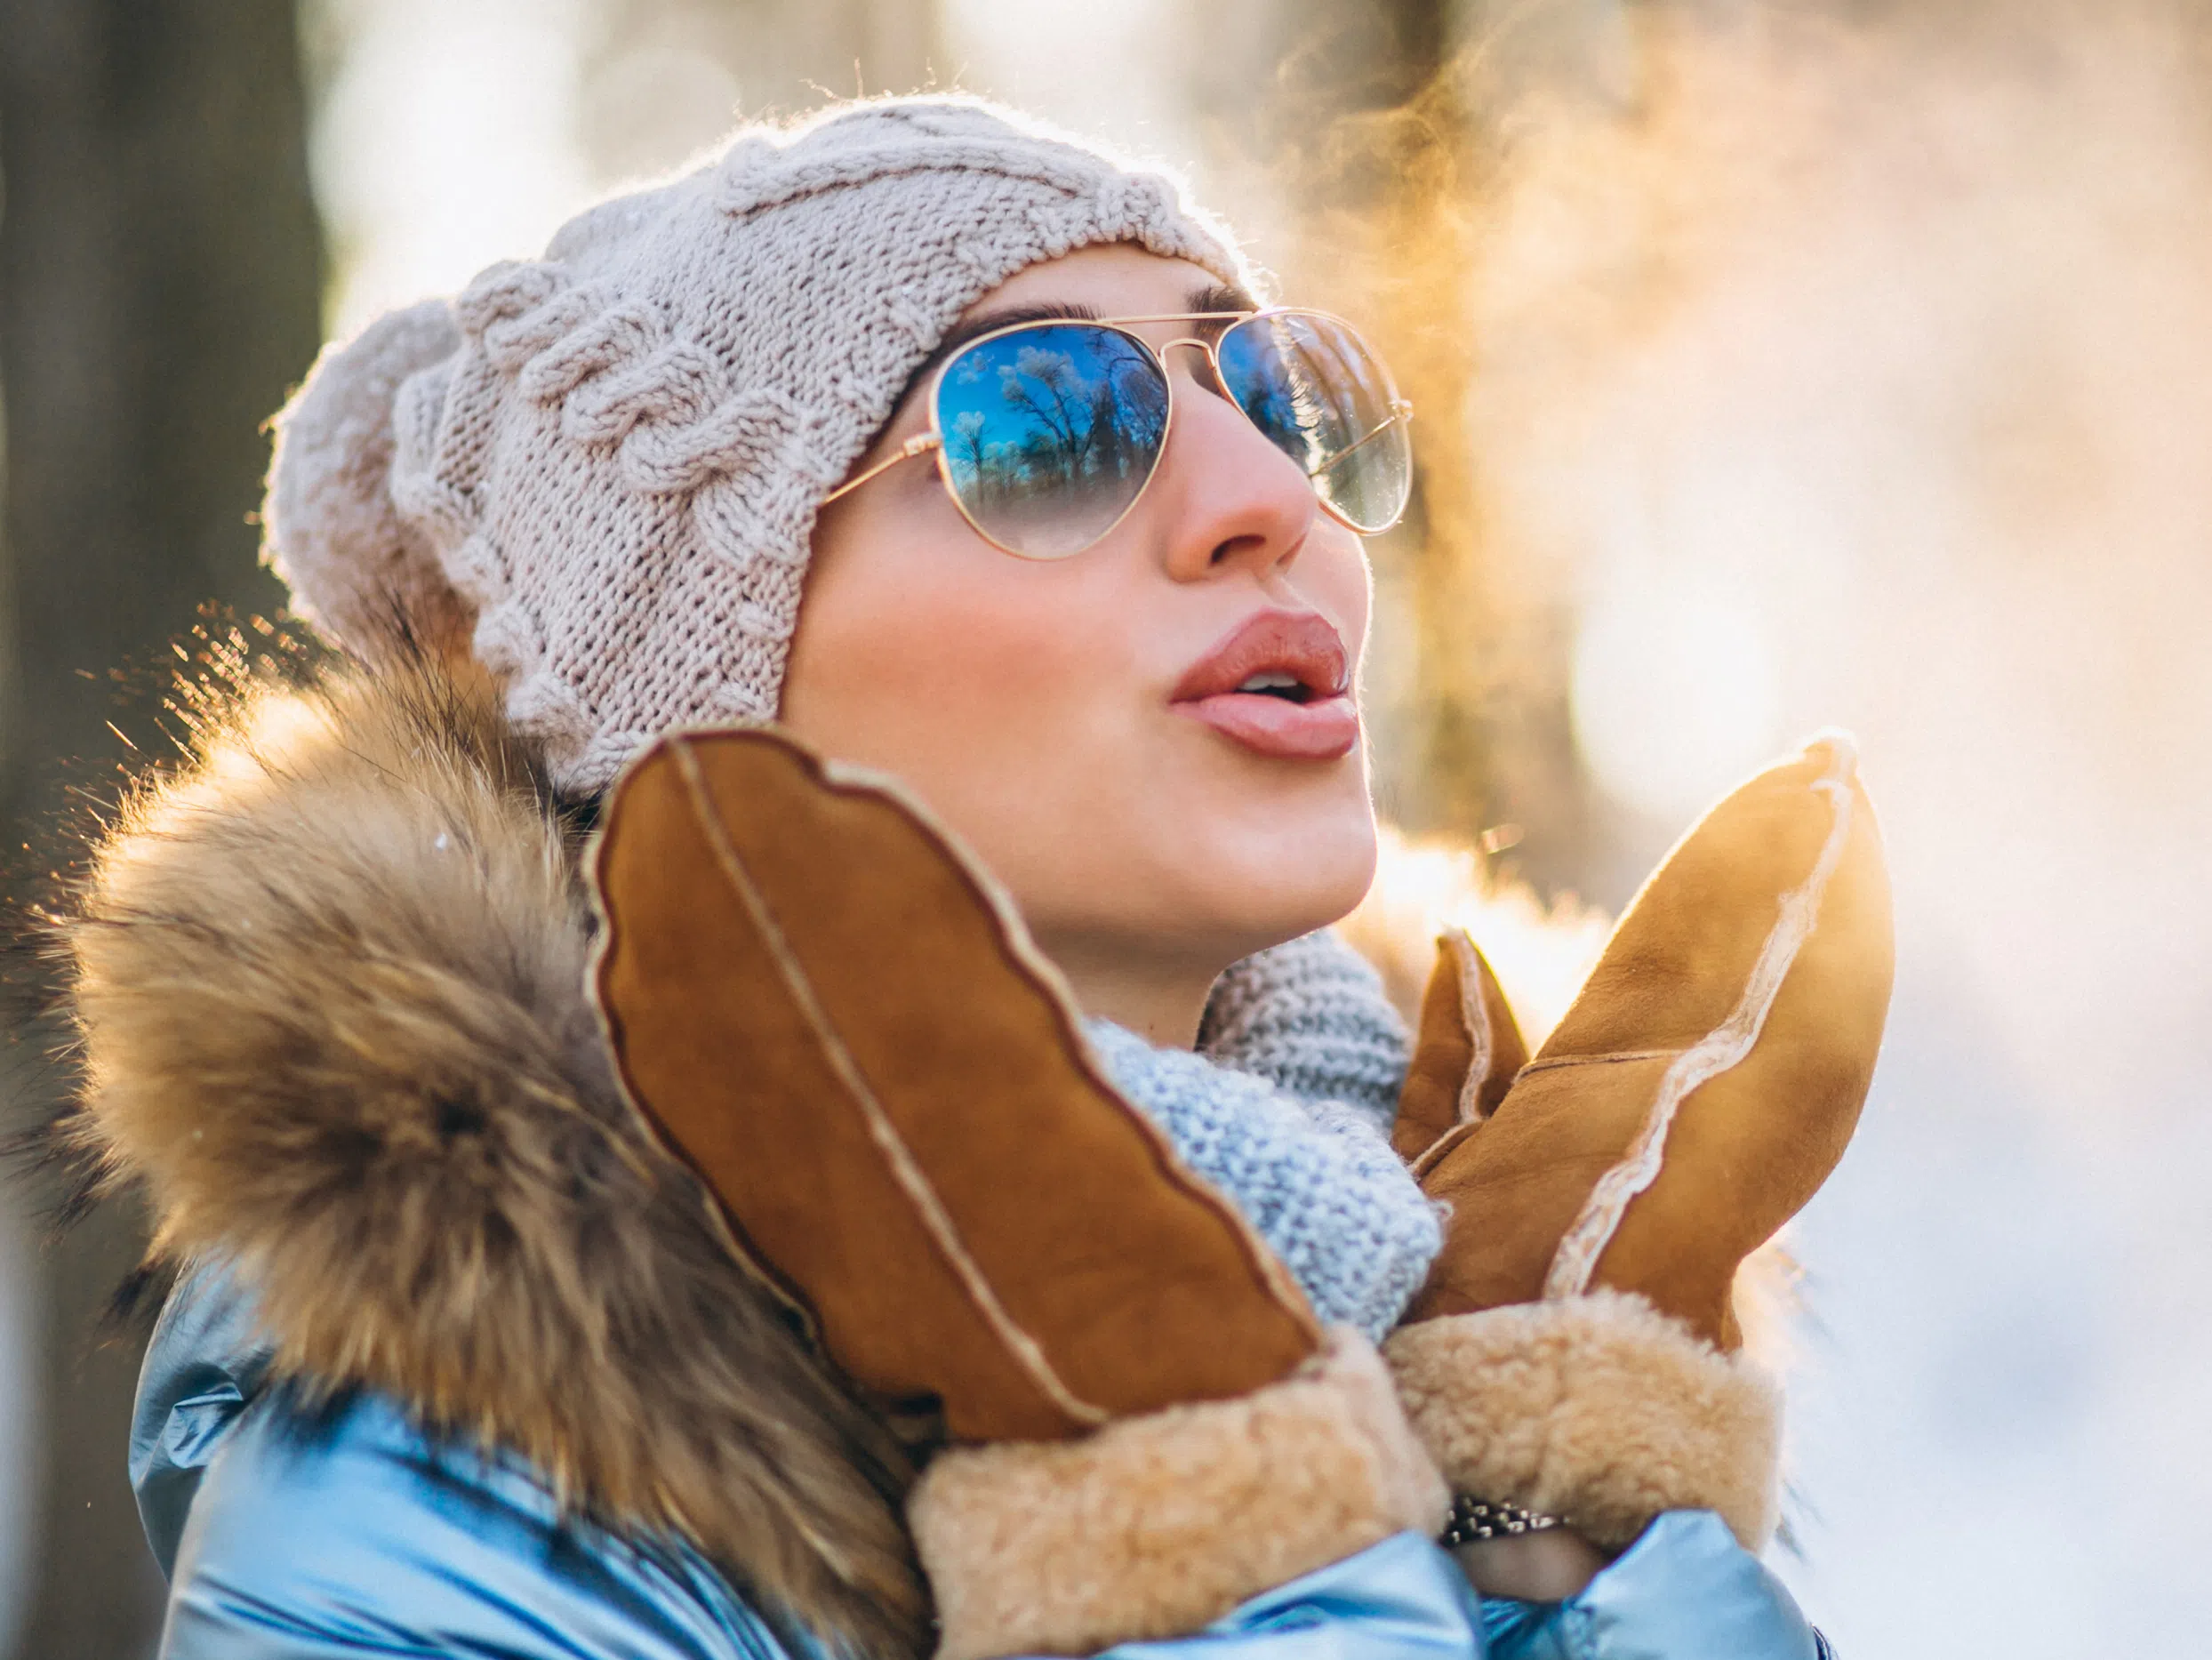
[
  {"xmin": 57, "ymin": 660, "xmax": 926, "ymax": 1656},
  {"xmin": 1382, "ymin": 1290, "xmax": 1780, "ymax": 1552},
  {"xmin": 909, "ymin": 1328, "xmax": 1447, "ymax": 1660}
]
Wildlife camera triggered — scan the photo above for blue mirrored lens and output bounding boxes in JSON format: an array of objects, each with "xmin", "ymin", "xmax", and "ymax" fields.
[
  {"xmin": 1215, "ymin": 312, "xmax": 1411, "ymax": 533},
  {"xmin": 934, "ymin": 324, "xmax": 1169, "ymax": 557}
]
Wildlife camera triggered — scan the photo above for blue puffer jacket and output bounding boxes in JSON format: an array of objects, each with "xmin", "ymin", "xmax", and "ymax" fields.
[{"xmin": 136, "ymin": 1271, "xmax": 1825, "ymax": 1660}]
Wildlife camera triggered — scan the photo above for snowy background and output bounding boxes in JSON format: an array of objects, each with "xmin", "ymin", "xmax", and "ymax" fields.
[{"xmin": 5, "ymin": 1, "xmax": 2208, "ymax": 1651}]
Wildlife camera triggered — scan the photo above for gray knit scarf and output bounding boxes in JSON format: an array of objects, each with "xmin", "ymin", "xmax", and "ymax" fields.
[{"xmin": 1086, "ymin": 930, "xmax": 1442, "ymax": 1343}]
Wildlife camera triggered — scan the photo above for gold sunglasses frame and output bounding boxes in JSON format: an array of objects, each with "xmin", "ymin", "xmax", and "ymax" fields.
[{"xmin": 820, "ymin": 307, "xmax": 1416, "ymax": 560}]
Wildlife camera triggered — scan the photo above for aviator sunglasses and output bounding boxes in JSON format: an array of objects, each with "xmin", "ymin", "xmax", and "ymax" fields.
[{"xmin": 821, "ymin": 309, "xmax": 1415, "ymax": 559}]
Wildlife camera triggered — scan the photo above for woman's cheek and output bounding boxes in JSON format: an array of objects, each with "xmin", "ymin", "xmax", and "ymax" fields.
[{"xmin": 1312, "ymin": 533, "xmax": 1375, "ymax": 678}]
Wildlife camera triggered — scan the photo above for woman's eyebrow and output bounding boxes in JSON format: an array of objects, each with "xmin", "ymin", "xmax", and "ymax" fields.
[{"xmin": 1190, "ymin": 282, "xmax": 1260, "ymax": 314}]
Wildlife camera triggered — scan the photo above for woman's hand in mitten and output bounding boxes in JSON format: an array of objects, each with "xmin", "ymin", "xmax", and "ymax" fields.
[
  {"xmin": 1385, "ymin": 735, "xmax": 1893, "ymax": 1557},
  {"xmin": 589, "ymin": 729, "xmax": 1447, "ymax": 1660}
]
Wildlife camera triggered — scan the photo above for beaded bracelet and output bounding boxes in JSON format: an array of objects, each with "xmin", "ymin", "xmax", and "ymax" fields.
[{"xmin": 1439, "ymin": 1494, "xmax": 1565, "ymax": 1547}]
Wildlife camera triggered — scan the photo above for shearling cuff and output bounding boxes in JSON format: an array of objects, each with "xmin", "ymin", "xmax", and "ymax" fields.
[
  {"xmin": 1382, "ymin": 1290, "xmax": 1782, "ymax": 1552},
  {"xmin": 909, "ymin": 1327, "xmax": 1447, "ymax": 1660}
]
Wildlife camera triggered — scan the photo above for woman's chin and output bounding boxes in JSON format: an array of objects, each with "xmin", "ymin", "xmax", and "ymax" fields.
[
  {"xmin": 984, "ymin": 758, "xmax": 1378, "ymax": 982},
  {"xmin": 1170, "ymin": 805, "xmax": 1379, "ymax": 956}
]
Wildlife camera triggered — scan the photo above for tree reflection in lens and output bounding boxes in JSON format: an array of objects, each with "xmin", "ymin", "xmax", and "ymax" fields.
[
  {"xmin": 937, "ymin": 325, "xmax": 1170, "ymax": 557},
  {"xmin": 932, "ymin": 315, "xmax": 1403, "ymax": 555},
  {"xmin": 1219, "ymin": 315, "xmax": 1407, "ymax": 533}
]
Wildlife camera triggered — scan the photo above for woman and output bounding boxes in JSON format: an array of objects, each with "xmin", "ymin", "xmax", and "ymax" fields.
[{"xmin": 68, "ymin": 98, "xmax": 1846, "ymax": 1658}]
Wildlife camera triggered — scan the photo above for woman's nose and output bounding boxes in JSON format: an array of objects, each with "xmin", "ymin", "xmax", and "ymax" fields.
[{"xmin": 1146, "ymin": 352, "xmax": 1317, "ymax": 583}]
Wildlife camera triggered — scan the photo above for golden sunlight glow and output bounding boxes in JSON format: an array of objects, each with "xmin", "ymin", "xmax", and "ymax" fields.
[
  {"xmin": 1570, "ymin": 571, "xmax": 1783, "ymax": 824},
  {"xmin": 1341, "ymin": 824, "xmax": 1611, "ymax": 1048},
  {"xmin": 280, "ymin": 5, "xmax": 2212, "ymax": 1651}
]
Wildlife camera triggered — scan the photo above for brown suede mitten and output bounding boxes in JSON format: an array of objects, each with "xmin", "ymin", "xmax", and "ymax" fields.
[
  {"xmin": 1391, "ymin": 926, "xmax": 1527, "ymax": 1168},
  {"xmin": 1384, "ymin": 734, "xmax": 1893, "ymax": 1552},
  {"xmin": 591, "ymin": 728, "xmax": 1444, "ymax": 1659}
]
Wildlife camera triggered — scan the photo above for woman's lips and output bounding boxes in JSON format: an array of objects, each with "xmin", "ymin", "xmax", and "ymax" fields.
[
  {"xmin": 1180, "ymin": 689, "xmax": 1360, "ymax": 759},
  {"xmin": 1170, "ymin": 611, "xmax": 1359, "ymax": 762}
]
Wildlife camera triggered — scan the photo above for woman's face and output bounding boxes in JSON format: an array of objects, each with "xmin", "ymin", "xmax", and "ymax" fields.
[{"xmin": 781, "ymin": 244, "xmax": 1378, "ymax": 1002}]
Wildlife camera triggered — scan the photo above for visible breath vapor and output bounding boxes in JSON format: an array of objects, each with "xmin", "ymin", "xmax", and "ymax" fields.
[
  {"xmin": 1457, "ymin": 0, "xmax": 2212, "ymax": 1109},
  {"xmin": 1416, "ymin": 4, "xmax": 2212, "ymax": 1648}
]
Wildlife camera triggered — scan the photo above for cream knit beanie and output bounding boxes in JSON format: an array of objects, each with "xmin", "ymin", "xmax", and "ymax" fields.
[{"xmin": 264, "ymin": 97, "xmax": 1254, "ymax": 790}]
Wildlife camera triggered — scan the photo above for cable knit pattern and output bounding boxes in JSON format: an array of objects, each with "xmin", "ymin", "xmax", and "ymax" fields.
[
  {"xmin": 263, "ymin": 98, "xmax": 1254, "ymax": 791},
  {"xmin": 1198, "ymin": 929, "xmax": 1413, "ymax": 1135},
  {"xmin": 1086, "ymin": 1019, "xmax": 1439, "ymax": 1343}
]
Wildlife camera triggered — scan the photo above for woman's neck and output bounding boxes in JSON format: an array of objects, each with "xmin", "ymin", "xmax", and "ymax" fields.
[{"xmin": 1036, "ymin": 936, "xmax": 1224, "ymax": 1049}]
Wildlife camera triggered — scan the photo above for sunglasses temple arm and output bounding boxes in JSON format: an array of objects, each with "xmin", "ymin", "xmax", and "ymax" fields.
[
  {"xmin": 821, "ymin": 431, "xmax": 943, "ymax": 505},
  {"xmin": 1306, "ymin": 401, "xmax": 1415, "ymax": 478}
]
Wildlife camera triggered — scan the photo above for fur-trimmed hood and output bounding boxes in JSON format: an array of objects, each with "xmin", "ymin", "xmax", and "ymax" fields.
[{"xmin": 53, "ymin": 660, "xmax": 927, "ymax": 1657}]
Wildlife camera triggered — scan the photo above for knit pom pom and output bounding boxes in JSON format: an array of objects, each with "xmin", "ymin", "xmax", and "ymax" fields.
[{"xmin": 263, "ymin": 301, "xmax": 472, "ymax": 656}]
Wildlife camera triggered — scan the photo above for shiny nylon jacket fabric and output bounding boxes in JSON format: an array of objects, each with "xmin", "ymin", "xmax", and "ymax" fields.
[{"xmin": 133, "ymin": 1271, "xmax": 1827, "ymax": 1660}]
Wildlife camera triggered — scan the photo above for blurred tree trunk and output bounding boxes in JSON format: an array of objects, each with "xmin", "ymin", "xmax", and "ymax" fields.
[
  {"xmin": 1286, "ymin": 0, "xmax": 1500, "ymax": 839},
  {"xmin": 0, "ymin": 3, "xmax": 322, "ymax": 1656},
  {"xmin": 1257, "ymin": 0, "xmax": 1600, "ymax": 890}
]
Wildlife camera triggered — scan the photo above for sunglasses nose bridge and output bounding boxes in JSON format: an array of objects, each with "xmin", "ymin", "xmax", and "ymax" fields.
[
  {"xmin": 1151, "ymin": 334, "xmax": 1231, "ymax": 413},
  {"xmin": 1154, "ymin": 336, "xmax": 1217, "ymax": 368}
]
